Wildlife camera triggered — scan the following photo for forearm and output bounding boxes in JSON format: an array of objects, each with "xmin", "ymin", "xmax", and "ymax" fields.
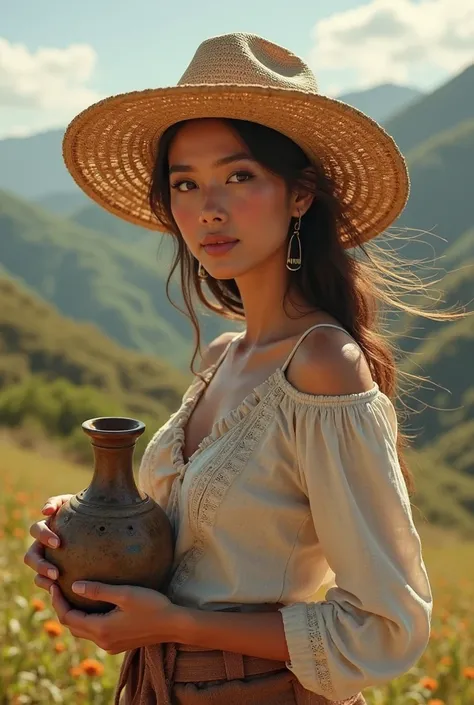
[{"xmin": 173, "ymin": 607, "xmax": 290, "ymax": 662}]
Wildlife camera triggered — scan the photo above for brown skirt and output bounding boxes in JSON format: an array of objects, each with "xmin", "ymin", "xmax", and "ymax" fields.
[{"xmin": 115, "ymin": 641, "xmax": 367, "ymax": 705}]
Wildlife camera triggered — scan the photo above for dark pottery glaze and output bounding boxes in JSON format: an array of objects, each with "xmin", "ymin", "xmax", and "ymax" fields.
[{"xmin": 44, "ymin": 417, "xmax": 174, "ymax": 613}]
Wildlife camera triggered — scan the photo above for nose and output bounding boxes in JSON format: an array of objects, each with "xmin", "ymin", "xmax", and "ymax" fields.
[{"xmin": 198, "ymin": 195, "xmax": 228, "ymax": 226}]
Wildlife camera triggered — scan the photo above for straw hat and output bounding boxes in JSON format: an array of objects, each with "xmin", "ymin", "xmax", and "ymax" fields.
[{"xmin": 62, "ymin": 32, "xmax": 410, "ymax": 247}]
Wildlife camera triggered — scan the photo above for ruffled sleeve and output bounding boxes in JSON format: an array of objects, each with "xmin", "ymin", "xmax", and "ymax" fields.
[{"xmin": 278, "ymin": 390, "xmax": 433, "ymax": 700}]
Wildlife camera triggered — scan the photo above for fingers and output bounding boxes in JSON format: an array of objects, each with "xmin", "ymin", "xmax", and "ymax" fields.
[
  {"xmin": 71, "ymin": 581, "xmax": 130, "ymax": 607},
  {"xmin": 24, "ymin": 538, "xmax": 59, "ymax": 580},
  {"xmin": 34, "ymin": 572, "xmax": 56, "ymax": 592},
  {"xmin": 24, "ymin": 495, "xmax": 73, "ymax": 593},
  {"xmin": 41, "ymin": 494, "xmax": 74, "ymax": 515},
  {"xmin": 29, "ymin": 518, "xmax": 60, "ymax": 549}
]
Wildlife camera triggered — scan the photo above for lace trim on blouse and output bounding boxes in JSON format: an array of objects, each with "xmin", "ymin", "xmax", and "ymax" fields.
[{"xmin": 167, "ymin": 381, "xmax": 285, "ymax": 601}]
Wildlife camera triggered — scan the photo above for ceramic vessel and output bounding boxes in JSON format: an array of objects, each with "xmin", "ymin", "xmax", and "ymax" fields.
[{"xmin": 44, "ymin": 417, "xmax": 174, "ymax": 613}]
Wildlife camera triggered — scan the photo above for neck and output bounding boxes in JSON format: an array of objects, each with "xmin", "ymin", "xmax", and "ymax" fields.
[{"xmin": 234, "ymin": 253, "xmax": 317, "ymax": 346}]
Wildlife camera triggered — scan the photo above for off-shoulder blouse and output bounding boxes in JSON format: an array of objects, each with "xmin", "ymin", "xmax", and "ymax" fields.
[{"xmin": 138, "ymin": 324, "xmax": 432, "ymax": 700}]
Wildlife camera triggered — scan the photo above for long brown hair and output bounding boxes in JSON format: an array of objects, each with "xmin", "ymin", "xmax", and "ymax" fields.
[{"xmin": 149, "ymin": 118, "xmax": 462, "ymax": 496}]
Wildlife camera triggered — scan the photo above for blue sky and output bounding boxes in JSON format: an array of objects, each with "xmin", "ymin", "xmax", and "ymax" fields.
[{"xmin": 1, "ymin": 0, "xmax": 473, "ymax": 138}]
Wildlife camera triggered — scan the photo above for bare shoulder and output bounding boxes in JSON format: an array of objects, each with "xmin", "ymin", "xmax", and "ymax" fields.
[
  {"xmin": 198, "ymin": 331, "xmax": 239, "ymax": 372},
  {"xmin": 285, "ymin": 327, "xmax": 375, "ymax": 396}
]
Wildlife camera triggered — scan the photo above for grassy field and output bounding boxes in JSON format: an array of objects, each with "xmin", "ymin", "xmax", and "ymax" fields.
[{"xmin": 1, "ymin": 438, "xmax": 474, "ymax": 704}]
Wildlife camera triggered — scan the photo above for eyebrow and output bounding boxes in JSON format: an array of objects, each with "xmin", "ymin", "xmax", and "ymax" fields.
[{"xmin": 169, "ymin": 151, "xmax": 254, "ymax": 175}]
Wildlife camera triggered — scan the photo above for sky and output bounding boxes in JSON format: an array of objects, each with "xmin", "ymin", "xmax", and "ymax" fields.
[{"xmin": 1, "ymin": 0, "xmax": 473, "ymax": 139}]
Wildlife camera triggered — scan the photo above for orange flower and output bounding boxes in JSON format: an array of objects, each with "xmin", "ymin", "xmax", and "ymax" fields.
[
  {"xmin": 440, "ymin": 656, "xmax": 452, "ymax": 666},
  {"xmin": 54, "ymin": 641, "xmax": 66, "ymax": 653},
  {"xmin": 15, "ymin": 491, "xmax": 30, "ymax": 504},
  {"xmin": 420, "ymin": 677, "xmax": 438, "ymax": 691},
  {"xmin": 463, "ymin": 666, "xmax": 474, "ymax": 679},
  {"xmin": 69, "ymin": 665, "xmax": 83, "ymax": 678},
  {"xmin": 80, "ymin": 658, "xmax": 105, "ymax": 677},
  {"xmin": 13, "ymin": 527, "xmax": 25, "ymax": 538},
  {"xmin": 43, "ymin": 620, "xmax": 63, "ymax": 638},
  {"xmin": 31, "ymin": 598, "xmax": 46, "ymax": 612},
  {"xmin": 428, "ymin": 700, "xmax": 445, "ymax": 705}
]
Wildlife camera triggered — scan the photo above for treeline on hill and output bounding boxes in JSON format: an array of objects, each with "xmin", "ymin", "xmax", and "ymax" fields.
[{"xmin": 0, "ymin": 276, "xmax": 189, "ymax": 463}]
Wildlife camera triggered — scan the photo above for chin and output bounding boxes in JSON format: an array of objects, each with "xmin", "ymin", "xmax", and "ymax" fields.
[{"xmin": 207, "ymin": 264, "xmax": 249, "ymax": 281}]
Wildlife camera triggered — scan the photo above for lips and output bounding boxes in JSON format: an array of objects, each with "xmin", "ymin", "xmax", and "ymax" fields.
[
  {"xmin": 202, "ymin": 241, "xmax": 239, "ymax": 256},
  {"xmin": 201, "ymin": 235, "xmax": 239, "ymax": 257}
]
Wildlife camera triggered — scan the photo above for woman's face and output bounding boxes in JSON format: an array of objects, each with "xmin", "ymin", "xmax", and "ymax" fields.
[{"xmin": 167, "ymin": 118, "xmax": 299, "ymax": 281}]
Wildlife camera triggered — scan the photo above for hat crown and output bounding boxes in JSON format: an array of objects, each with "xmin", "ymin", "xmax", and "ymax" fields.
[{"xmin": 178, "ymin": 32, "xmax": 319, "ymax": 93}]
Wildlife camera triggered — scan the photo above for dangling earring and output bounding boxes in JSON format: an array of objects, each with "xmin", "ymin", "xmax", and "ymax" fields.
[
  {"xmin": 198, "ymin": 262, "xmax": 208, "ymax": 280},
  {"xmin": 286, "ymin": 214, "xmax": 302, "ymax": 271}
]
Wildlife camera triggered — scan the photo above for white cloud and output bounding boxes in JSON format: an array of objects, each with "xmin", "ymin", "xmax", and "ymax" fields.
[
  {"xmin": 0, "ymin": 38, "xmax": 101, "ymax": 110},
  {"xmin": 309, "ymin": 0, "xmax": 474, "ymax": 91}
]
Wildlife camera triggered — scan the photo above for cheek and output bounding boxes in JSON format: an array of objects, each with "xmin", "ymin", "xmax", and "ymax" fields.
[
  {"xmin": 170, "ymin": 197, "xmax": 201, "ymax": 252},
  {"xmin": 236, "ymin": 182, "xmax": 288, "ymax": 232},
  {"xmin": 171, "ymin": 197, "xmax": 195, "ymax": 229}
]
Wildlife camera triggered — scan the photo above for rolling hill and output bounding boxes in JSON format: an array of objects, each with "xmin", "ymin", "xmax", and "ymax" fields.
[
  {"xmin": 0, "ymin": 275, "xmax": 189, "ymax": 456},
  {"xmin": 0, "ymin": 189, "xmax": 230, "ymax": 368}
]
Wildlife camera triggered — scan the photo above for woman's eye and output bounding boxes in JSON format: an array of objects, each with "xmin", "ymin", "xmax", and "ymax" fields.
[
  {"xmin": 228, "ymin": 171, "xmax": 254, "ymax": 184},
  {"xmin": 171, "ymin": 180, "xmax": 196, "ymax": 192}
]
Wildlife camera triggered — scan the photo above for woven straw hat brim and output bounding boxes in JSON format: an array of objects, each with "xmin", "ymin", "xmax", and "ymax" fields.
[{"xmin": 63, "ymin": 83, "xmax": 410, "ymax": 247}]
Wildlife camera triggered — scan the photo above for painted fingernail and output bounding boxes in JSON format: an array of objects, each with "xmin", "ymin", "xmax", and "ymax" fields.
[
  {"xmin": 72, "ymin": 582, "xmax": 85, "ymax": 594},
  {"xmin": 48, "ymin": 537, "xmax": 59, "ymax": 548},
  {"xmin": 48, "ymin": 569, "xmax": 58, "ymax": 580},
  {"xmin": 42, "ymin": 503, "xmax": 53, "ymax": 512}
]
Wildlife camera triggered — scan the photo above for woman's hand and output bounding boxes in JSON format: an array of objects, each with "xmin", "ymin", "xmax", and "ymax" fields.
[
  {"xmin": 23, "ymin": 495, "xmax": 74, "ymax": 591},
  {"xmin": 50, "ymin": 581, "xmax": 185, "ymax": 654}
]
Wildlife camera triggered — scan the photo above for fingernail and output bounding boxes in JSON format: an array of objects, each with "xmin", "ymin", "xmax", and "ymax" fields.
[
  {"xmin": 42, "ymin": 503, "xmax": 53, "ymax": 512},
  {"xmin": 48, "ymin": 538, "xmax": 59, "ymax": 548},
  {"xmin": 48, "ymin": 568, "xmax": 58, "ymax": 580},
  {"xmin": 72, "ymin": 582, "xmax": 85, "ymax": 594},
  {"xmin": 49, "ymin": 585, "xmax": 55, "ymax": 596}
]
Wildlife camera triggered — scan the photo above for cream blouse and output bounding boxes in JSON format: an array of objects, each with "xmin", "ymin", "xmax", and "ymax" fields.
[{"xmin": 138, "ymin": 324, "xmax": 433, "ymax": 700}]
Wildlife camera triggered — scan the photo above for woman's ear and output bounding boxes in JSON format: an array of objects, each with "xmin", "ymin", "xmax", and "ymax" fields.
[{"xmin": 291, "ymin": 167, "xmax": 316, "ymax": 217}]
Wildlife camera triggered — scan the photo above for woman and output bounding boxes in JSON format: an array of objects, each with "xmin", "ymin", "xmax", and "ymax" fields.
[{"xmin": 24, "ymin": 32, "xmax": 435, "ymax": 704}]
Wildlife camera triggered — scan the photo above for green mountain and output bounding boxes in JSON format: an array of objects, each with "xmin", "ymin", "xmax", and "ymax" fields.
[
  {"xmin": 384, "ymin": 63, "xmax": 474, "ymax": 154},
  {"xmin": 395, "ymin": 119, "xmax": 474, "ymax": 261},
  {"xmin": 339, "ymin": 83, "xmax": 423, "ymax": 123},
  {"xmin": 0, "ymin": 275, "xmax": 189, "ymax": 458},
  {"xmin": 36, "ymin": 191, "xmax": 90, "ymax": 217},
  {"xmin": 0, "ymin": 189, "xmax": 229, "ymax": 368}
]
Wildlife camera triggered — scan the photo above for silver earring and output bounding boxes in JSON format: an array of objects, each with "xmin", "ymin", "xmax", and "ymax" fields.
[
  {"xmin": 286, "ymin": 214, "xmax": 302, "ymax": 271},
  {"xmin": 198, "ymin": 262, "xmax": 208, "ymax": 280}
]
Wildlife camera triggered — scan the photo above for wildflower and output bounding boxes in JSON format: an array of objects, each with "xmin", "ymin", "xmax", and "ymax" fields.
[
  {"xmin": 420, "ymin": 676, "xmax": 438, "ymax": 691},
  {"xmin": 54, "ymin": 641, "xmax": 66, "ymax": 653},
  {"xmin": 463, "ymin": 666, "xmax": 474, "ymax": 679},
  {"xmin": 43, "ymin": 620, "xmax": 63, "ymax": 638},
  {"xmin": 428, "ymin": 700, "xmax": 445, "ymax": 705},
  {"xmin": 69, "ymin": 665, "xmax": 83, "ymax": 678},
  {"xmin": 440, "ymin": 656, "xmax": 452, "ymax": 666},
  {"xmin": 31, "ymin": 598, "xmax": 46, "ymax": 612},
  {"xmin": 13, "ymin": 527, "xmax": 25, "ymax": 538},
  {"xmin": 15, "ymin": 491, "xmax": 29, "ymax": 504},
  {"xmin": 80, "ymin": 658, "xmax": 105, "ymax": 677}
]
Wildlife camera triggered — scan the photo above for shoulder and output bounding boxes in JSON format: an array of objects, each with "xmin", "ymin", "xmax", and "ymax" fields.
[
  {"xmin": 198, "ymin": 331, "xmax": 239, "ymax": 372},
  {"xmin": 285, "ymin": 327, "xmax": 375, "ymax": 396}
]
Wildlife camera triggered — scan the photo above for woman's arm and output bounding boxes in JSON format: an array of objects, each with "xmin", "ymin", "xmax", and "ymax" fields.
[{"xmin": 174, "ymin": 607, "xmax": 290, "ymax": 662}]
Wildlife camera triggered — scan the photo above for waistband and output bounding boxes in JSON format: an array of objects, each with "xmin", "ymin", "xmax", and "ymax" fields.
[{"xmin": 115, "ymin": 603, "xmax": 287, "ymax": 704}]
